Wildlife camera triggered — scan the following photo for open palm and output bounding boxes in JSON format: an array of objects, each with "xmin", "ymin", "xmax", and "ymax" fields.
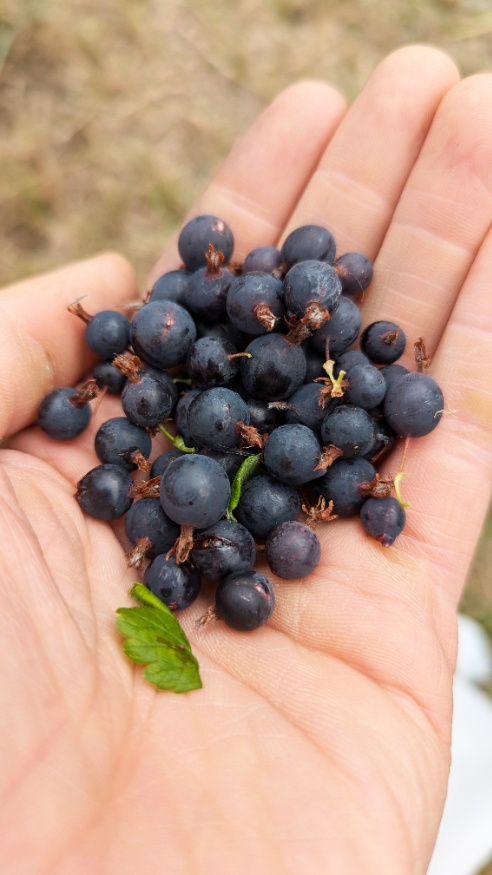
[{"xmin": 2, "ymin": 47, "xmax": 492, "ymax": 875}]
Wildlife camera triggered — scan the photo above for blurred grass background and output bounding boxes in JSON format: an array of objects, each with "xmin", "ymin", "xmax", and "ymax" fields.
[{"xmin": 0, "ymin": 6, "xmax": 491, "ymax": 866}]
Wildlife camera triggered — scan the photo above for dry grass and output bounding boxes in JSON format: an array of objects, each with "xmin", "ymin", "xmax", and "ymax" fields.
[{"xmin": 2, "ymin": 0, "xmax": 492, "ymax": 285}]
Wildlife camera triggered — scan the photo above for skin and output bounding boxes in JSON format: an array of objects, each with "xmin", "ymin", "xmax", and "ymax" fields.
[{"xmin": 1, "ymin": 45, "xmax": 491, "ymax": 875}]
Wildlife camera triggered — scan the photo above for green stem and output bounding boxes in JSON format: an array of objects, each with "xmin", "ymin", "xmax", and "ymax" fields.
[
  {"xmin": 394, "ymin": 472, "xmax": 410, "ymax": 508},
  {"xmin": 157, "ymin": 424, "xmax": 195, "ymax": 453}
]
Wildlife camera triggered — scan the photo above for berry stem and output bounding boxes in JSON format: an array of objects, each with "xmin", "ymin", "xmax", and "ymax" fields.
[{"xmin": 157, "ymin": 423, "xmax": 196, "ymax": 453}]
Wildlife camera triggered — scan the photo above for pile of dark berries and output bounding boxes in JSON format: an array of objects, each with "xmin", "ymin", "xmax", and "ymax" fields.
[{"xmin": 38, "ymin": 215, "xmax": 444, "ymax": 632}]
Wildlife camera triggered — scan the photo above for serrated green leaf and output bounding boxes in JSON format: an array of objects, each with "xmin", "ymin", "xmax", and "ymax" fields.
[
  {"xmin": 226, "ymin": 452, "xmax": 263, "ymax": 519},
  {"xmin": 116, "ymin": 584, "xmax": 202, "ymax": 693}
]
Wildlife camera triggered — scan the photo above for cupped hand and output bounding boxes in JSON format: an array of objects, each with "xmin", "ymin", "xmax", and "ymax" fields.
[{"xmin": 2, "ymin": 46, "xmax": 492, "ymax": 875}]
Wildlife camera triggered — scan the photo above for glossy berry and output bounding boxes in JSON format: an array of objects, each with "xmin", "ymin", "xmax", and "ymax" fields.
[
  {"xmin": 75, "ymin": 464, "xmax": 133, "ymax": 520},
  {"xmin": 186, "ymin": 336, "xmax": 239, "ymax": 388},
  {"xmin": 174, "ymin": 389, "xmax": 201, "ymax": 446},
  {"xmin": 159, "ymin": 454, "xmax": 231, "ymax": 528},
  {"xmin": 214, "ymin": 570, "xmax": 275, "ymax": 631},
  {"xmin": 265, "ymin": 521, "xmax": 321, "ymax": 579},
  {"xmin": 240, "ymin": 334, "xmax": 307, "ymax": 401},
  {"xmin": 383, "ymin": 372, "xmax": 444, "ymax": 437},
  {"xmin": 280, "ymin": 224, "xmax": 336, "ymax": 269},
  {"xmin": 187, "ymin": 387, "xmax": 250, "ymax": 449},
  {"xmin": 380, "ymin": 363, "xmax": 409, "ymax": 391},
  {"xmin": 235, "ymin": 474, "xmax": 301, "ymax": 539},
  {"xmin": 246, "ymin": 398, "xmax": 279, "ymax": 435},
  {"xmin": 263, "ymin": 423, "xmax": 324, "ymax": 486},
  {"xmin": 93, "ymin": 360, "xmax": 128, "ymax": 394},
  {"xmin": 38, "ymin": 387, "xmax": 91, "ymax": 440},
  {"xmin": 283, "ymin": 260, "xmax": 342, "ymax": 317},
  {"xmin": 360, "ymin": 320, "xmax": 406, "ymax": 364},
  {"xmin": 242, "ymin": 245, "xmax": 282, "ymax": 274},
  {"xmin": 309, "ymin": 294, "xmax": 361, "ymax": 357},
  {"xmin": 145, "ymin": 554, "xmax": 201, "ymax": 611},
  {"xmin": 226, "ymin": 273, "xmax": 284, "ymax": 335},
  {"xmin": 184, "ymin": 264, "xmax": 234, "ymax": 323},
  {"xmin": 321, "ymin": 405, "xmax": 375, "ymax": 458},
  {"xmin": 150, "ymin": 449, "xmax": 185, "ymax": 479},
  {"xmin": 334, "ymin": 348, "xmax": 370, "ymax": 376},
  {"xmin": 130, "ymin": 301, "xmax": 197, "ymax": 369},
  {"xmin": 148, "ymin": 269, "xmax": 191, "ymax": 305},
  {"xmin": 344, "ymin": 363, "xmax": 387, "ymax": 409},
  {"xmin": 334, "ymin": 252, "xmax": 373, "ymax": 296},
  {"xmin": 94, "ymin": 416, "xmax": 152, "ymax": 469},
  {"xmin": 314, "ymin": 456, "xmax": 376, "ymax": 518},
  {"xmin": 284, "ymin": 382, "xmax": 338, "ymax": 433},
  {"xmin": 190, "ymin": 519, "xmax": 256, "ymax": 580},
  {"xmin": 121, "ymin": 372, "xmax": 174, "ymax": 428},
  {"xmin": 198, "ymin": 447, "xmax": 245, "ymax": 481},
  {"xmin": 85, "ymin": 310, "xmax": 131, "ymax": 358},
  {"xmin": 360, "ymin": 496, "xmax": 406, "ymax": 546},
  {"xmin": 124, "ymin": 497, "xmax": 179, "ymax": 559},
  {"xmin": 178, "ymin": 215, "xmax": 234, "ymax": 271}
]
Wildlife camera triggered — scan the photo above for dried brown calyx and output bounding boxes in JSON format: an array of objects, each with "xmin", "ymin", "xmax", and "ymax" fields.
[
  {"xmin": 112, "ymin": 352, "xmax": 143, "ymax": 382},
  {"xmin": 167, "ymin": 525, "xmax": 195, "ymax": 564},
  {"xmin": 313, "ymin": 444, "xmax": 344, "ymax": 471},
  {"xmin": 204, "ymin": 244, "xmax": 225, "ymax": 277},
  {"xmin": 301, "ymin": 496, "xmax": 338, "ymax": 527},
  {"xmin": 126, "ymin": 536, "xmax": 153, "ymax": 568},
  {"xmin": 68, "ymin": 378, "xmax": 101, "ymax": 408},
  {"xmin": 129, "ymin": 475, "xmax": 161, "ymax": 499},
  {"xmin": 285, "ymin": 301, "xmax": 331, "ymax": 345},
  {"xmin": 237, "ymin": 422, "xmax": 268, "ymax": 450},
  {"xmin": 414, "ymin": 337, "xmax": 432, "ymax": 373},
  {"xmin": 253, "ymin": 303, "xmax": 279, "ymax": 332}
]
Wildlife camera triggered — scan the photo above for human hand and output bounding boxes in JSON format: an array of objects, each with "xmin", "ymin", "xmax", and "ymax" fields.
[{"xmin": 2, "ymin": 45, "xmax": 491, "ymax": 875}]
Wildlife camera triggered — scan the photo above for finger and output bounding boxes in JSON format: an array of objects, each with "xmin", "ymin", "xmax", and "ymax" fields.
[
  {"xmin": 362, "ymin": 74, "xmax": 492, "ymax": 360},
  {"xmin": 381, "ymin": 224, "xmax": 492, "ymax": 610},
  {"xmin": 280, "ymin": 46, "xmax": 459, "ymax": 257},
  {"xmin": 147, "ymin": 80, "xmax": 347, "ymax": 287},
  {"xmin": 0, "ymin": 253, "xmax": 137, "ymax": 440}
]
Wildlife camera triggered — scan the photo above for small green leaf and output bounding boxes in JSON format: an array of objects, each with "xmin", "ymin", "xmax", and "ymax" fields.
[
  {"xmin": 116, "ymin": 583, "xmax": 202, "ymax": 693},
  {"xmin": 226, "ymin": 452, "xmax": 263, "ymax": 520}
]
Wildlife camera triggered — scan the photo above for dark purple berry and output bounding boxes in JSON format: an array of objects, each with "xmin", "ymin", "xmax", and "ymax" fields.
[
  {"xmin": 265, "ymin": 521, "xmax": 321, "ymax": 579},
  {"xmin": 38, "ymin": 387, "xmax": 92, "ymax": 440},
  {"xmin": 235, "ymin": 474, "xmax": 301, "ymax": 539},
  {"xmin": 191, "ymin": 519, "xmax": 256, "ymax": 580},
  {"xmin": 240, "ymin": 334, "xmax": 307, "ymax": 401},
  {"xmin": 94, "ymin": 417, "xmax": 152, "ymax": 469},
  {"xmin": 148, "ymin": 269, "xmax": 191, "ymax": 305},
  {"xmin": 124, "ymin": 497, "xmax": 179, "ymax": 560},
  {"xmin": 281, "ymin": 224, "xmax": 336, "ymax": 269},
  {"xmin": 159, "ymin": 454, "xmax": 231, "ymax": 528},
  {"xmin": 145, "ymin": 554, "xmax": 201, "ymax": 611},
  {"xmin": 383, "ymin": 372, "xmax": 444, "ymax": 437},
  {"xmin": 242, "ymin": 245, "xmax": 282, "ymax": 274},
  {"xmin": 360, "ymin": 496, "xmax": 406, "ymax": 546},
  {"xmin": 263, "ymin": 423, "xmax": 324, "ymax": 486},
  {"xmin": 178, "ymin": 215, "xmax": 234, "ymax": 271},
  {"xmin": 75, "ymin": 464, "xmax": 133, "ymax": 520},
  {"xmin": 130, "ymin": 301, "xmax": 197, "ymax": 369},
  {"xmin": 360, "ymin": 321, "xmax": 406, "ymax": 364},
  {"xmin": 214, "ymin": 570, "xmax": 275, "ymax": 631},
  {"xmin": 334, "ymin": 252, "xmax": 373, "ymax": 297},
  {"xmin": 85, "ymin": 310, "xmax": 131, "ymax": 358}
]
